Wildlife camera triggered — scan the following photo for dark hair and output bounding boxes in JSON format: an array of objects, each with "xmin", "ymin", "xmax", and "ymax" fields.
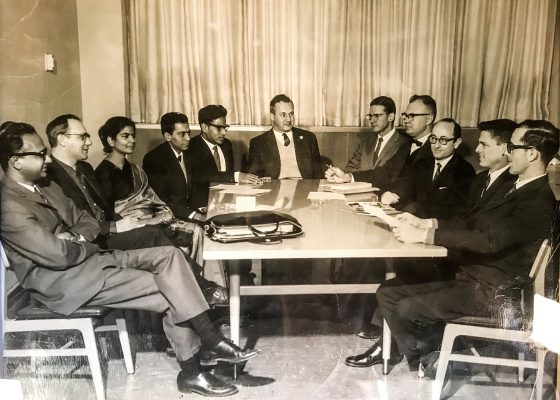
[
  {"xmin": 46, "ymin": 114, "xmax": 81, "ymax": 147},
  {"xmin": 98, "ymin": 116, "xmax": 136, "ymax": 153},
  {"xmin": 370, "ymin": 96, "xmax": 396, "ymax": 115},
  {"xmin": 270, "ymin": 94, "xmax": 293, "ymax": 114},
  {"xmin": 160, "ymin": 112, "xmax": 189, "ymax": 135},
  {"xmin": 409, "ymin": 94, "xmax": 437, "ymax": 120},
  {"xmin": 517, "ymin": 120, "xmax": 560, "ymax": 165},
  {"xmin": 435, "ymin": 118, "xmax": 461, "ymax": 139},
  {"xmin": 0, "ymin": 122, "xmax": 38, "ymax": 170},
  {"xmin": 477, "ymin": 119, "xmax": 517, "ymax": 144},
  {"xmin": 198, "ymin": 105, "xmax": 227, "ymax": 125}
]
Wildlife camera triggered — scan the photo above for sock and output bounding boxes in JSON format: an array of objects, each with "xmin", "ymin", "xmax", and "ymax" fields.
[
  {"xmin": 179, "ymin": 356, "xmax": 201, "ymax": 378},
  {"xmin": 190, "ymin": 312, "xmax": 223, "ymax": 348}
]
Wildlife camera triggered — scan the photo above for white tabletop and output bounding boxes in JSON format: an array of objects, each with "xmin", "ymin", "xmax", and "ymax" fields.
[{"xmin": 203, "ymin": 179, "xmax": 447, "ymax": 260}]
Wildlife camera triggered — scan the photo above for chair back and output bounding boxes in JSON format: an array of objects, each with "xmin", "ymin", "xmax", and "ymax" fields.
[{"xmin": 528, "ymin": 239, "xmax": 551, "ymax": 297}]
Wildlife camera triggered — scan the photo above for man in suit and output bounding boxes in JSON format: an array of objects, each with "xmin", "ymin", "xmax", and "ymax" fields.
[
  {"xmin": 143, "ymin": 112, "xmax": 203, "ymax": 220},
  {"xmin": 345, "ymin": 120, "xmax": 558, "ymax": 369},
  {"xmin": 326, "ymin": 95, "xmax": 436, "ymax": 194},
  {"xmin": 248, "ymin": 94, "xmax": 323, "ymax": 179},
  {"xmin": 46, "ymin": 114, "xmax": 228, "ymax": 307},
  {"xmin": 187, "ymin": 105, "xmax": 260, "ymax": 208},
  {"xmin": 382, "ymin": 118, "xmax": 476, "ymax": 220},
  {"xmin": 0, "ymin": 123, "xmax": 261, "ymax": 396}
]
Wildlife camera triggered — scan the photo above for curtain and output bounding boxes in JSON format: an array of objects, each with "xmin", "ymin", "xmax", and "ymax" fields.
[{"xmin": 128, "ymin": 0, "xmax": 558, "ymax": 127}]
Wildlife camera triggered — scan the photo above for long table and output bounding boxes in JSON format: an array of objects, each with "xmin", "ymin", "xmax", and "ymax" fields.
[{"xmin": 203, "ymin": 179, "xmax": 447, "ymax": 373}]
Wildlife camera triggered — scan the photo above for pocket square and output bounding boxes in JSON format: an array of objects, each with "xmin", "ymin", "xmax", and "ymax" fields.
[{"xmin": 438, "ymin": 186, "xmax": 448, "ymax": 190}]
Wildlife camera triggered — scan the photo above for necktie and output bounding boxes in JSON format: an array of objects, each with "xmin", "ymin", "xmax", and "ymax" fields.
[
  {"xmin": 213, "ymin": 146, "xmax": 222, "ymax": 171},
  {"xmin": 34, "ymin": 186, "xmax": 49, "ymax": 204},
  {"xmin": 480, "ymin": 174, "xmax": 491, "ymax": 197},
  {"xmin": 372, "ymin": 137, "xmax": 383, "ymax": 166},
  {"xmin": 75, "ymin": 169, "xmax": 105, "ymax": 221},
  {"xmin": 282, "ymin": 132, "xmax": 290, "ymax": 147},
  {"xmin": 177, "ymin": 153, "xmax": 188, "ymax": 182},
  {"xmin": 505, "ymin": 184, "xmax": 517, "ymax": 197},
  {"xmin": 433, "ymin": 162, "xmax": 442, "ymax": 181}
]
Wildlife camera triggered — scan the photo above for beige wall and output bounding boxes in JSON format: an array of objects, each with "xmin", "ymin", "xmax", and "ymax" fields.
[
  {"xmin": 0, "ymin": 0, "xmax": 82, "ymax": 138},
  {"xmin": 76, "ymin": 0, "xmax": 128, "ymax": 167}
]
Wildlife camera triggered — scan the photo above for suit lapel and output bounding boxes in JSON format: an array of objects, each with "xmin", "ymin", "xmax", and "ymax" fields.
[
  {"xmin": 374, "ymin": 133, "xmax": 395, "ymax": 168},
  {"xmin": 264, "ymin": 130, "xmax": 281, "ymax": 178}
]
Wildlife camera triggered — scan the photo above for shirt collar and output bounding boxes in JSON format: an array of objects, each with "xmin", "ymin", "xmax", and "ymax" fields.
[
  {"xmin": 17, "ymin": 181, "xmax": 36, "ymax": 192},
  {"xmin": 488, "ymin": 165, "xmax": 510, "ymax": 182},
  {"xmin": 168, "ymin": 143, "xmax": 182, "ymax": 158},
  {"xmin": 273, "ymin": 128, "xmax": 293, "ymax": 141},
  {"xmin": 200, "ymin": 135, "xmax": 219, "ymax": 151},
  {"xmin": 514, "ymin": 173, "xmax": 546, "ymax": 190},
  {"xmin": 434, "ymin": 154, "xmax": 454, "ymax": 170}
]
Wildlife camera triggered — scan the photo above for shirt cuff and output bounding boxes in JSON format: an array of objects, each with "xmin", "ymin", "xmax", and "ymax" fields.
[
  {"xmin": 234, "ymin": 171, "xmax": 240, "ymax": 182},
  {"xmin": 188, "ymin": 211, "xmax": 197, "ymax": 219},
  {"xmin": 349, "ymin": 173, "xmax": 355, "ymax": 183},
  {"xmin": 426, "ymin": 218, "xmax": 438, "ymax": 229},
  {"xmin": 424, "ymin": 228, "xmax": 436, "ymax": 245},
  {"xmin": 109, "ymin": 221, "xmax": 117, "ymax": 234}
]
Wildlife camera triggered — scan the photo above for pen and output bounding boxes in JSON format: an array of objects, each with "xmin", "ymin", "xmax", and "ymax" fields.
[{"xmin": 326, "ymin": 163, "xmax": 333, "ymax": 169}]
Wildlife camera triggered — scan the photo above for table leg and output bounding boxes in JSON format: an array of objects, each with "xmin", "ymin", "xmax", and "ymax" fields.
[
  {"xmin": 228, "ymin": 261, "xmax": 241, "ymax": 379},
  {"xmin": 382, "ymin": 260, "xmax": 396, "ymax": 375}
]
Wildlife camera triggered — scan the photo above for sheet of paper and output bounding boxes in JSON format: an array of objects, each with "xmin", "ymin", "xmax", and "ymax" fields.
[
  {"xmin": 361, "ymin": 203, "xmax": 402, "ymax": 227},
  {"xmin": 211, "ymin": 183, "xmax": 258, "ymax": 190},
  {"xmin": 307, "ymin": 191, "xmax": 346, "ymax": 200}
]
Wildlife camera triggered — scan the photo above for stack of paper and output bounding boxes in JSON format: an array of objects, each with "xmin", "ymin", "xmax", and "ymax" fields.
[{"xmin": 324, "ymin": 182, "xmax": 377, "ymax": 194}]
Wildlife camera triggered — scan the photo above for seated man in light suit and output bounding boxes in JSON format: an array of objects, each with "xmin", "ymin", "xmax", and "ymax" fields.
[
  {"xmin": 0, "ymin": 122, "xmax": 261, "ymax": 397},
  {"xmin": 344, "ymin": 96, "xmax": 410, "ymax": 189},
  {"xmin": 143, "ymin": 112, "xmax": 203, "ymax": 221},
  {"xmin": 187, "ymin": 105, "xmax": 260, "ymax": 208},
  {"xmin": 345, "ymin": 120, "xmax": 558, "ymax": 370},
  {"xmin": 249, "ymin": 94, "xmax": 323, "ymax": 179}
]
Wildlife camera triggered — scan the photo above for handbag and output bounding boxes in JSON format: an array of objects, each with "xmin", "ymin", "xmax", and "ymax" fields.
[{"xmin": 204, "ymin": 211, "xmax": 303, "ymax": 243}]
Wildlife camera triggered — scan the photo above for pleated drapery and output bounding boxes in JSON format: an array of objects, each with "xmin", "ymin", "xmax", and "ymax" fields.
[{"xmin": 127, "ymin": 0, "xmax": 558, "ymax": 127}]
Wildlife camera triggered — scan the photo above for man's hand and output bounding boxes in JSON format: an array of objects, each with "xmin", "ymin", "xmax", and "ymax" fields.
[
  {"xmin": 380, "ymin": 191, "xmax": 400, "ymax": 205},
  {"xmin": 115, "ymin": 217, "xmax": 146, "ymax": 233},
  {"xmin": 392, "ymin": 224, "xmax": 426, "ymax": 244},
  {"xmin": 238, "ymin": 173, "xmax": 261, "ymax": 184},
  {"xmin": 325, "ymin": 166, "xmax": 351, "ymax": 183},
  {"xmin": 395, "ymin": 212, "xmax": 429, "ymax": 229}
]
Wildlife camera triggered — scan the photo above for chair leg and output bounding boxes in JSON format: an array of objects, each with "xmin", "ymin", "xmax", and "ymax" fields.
[
  {"xmin": 115, "ymin": 316, "xmax": 134, "ymax": 374},
  {"xmin": 533, "ymin": 348, "xmax": 545, "ymax": 400},
  {"xmin": 79, "ymin": 321, "xmax": 105, "ymax": 400},
  {"xmin": 518, "ymin": 351, "xmax": 525, "ymax": 383},
  {"xmin": 433, "ymin": 325, "xmax": 458, "ymax": 400}
]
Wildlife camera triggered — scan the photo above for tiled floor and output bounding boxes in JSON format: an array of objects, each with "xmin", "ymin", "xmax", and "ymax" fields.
[{"xmin": 3, "ymin": 296, "xmax": 558, "ymax": 400}]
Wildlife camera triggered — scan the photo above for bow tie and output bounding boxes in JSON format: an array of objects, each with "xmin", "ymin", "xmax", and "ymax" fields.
[{"xmin": 409, "ymin": 137, "xmax": 422, "ymax": 146}]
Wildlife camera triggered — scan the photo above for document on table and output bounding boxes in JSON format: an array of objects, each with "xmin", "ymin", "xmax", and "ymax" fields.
[
  {"xmin": 307, "ymin": 191, "xmax": 346, "ymax": 200},
  {"xmin": 219, "ymin": 187, "xmax": 271, "ymax": 195},
  {"xmin": 361, "ymin": 203, "xmax": 402, "ymax": 227}
]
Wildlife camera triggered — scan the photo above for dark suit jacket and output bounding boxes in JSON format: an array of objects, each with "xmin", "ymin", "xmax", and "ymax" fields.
[
  {"xmin": 0, "ymin": 177, "xmax": 121, "ymax": 315},
  {"xmin": 396, "ymin": 153, "xmax": 476, "ymax": 219},
  {"xmin": 434, "ymin": 175, "xmax": 555, "ymax": 289},
  {"xmin": 248, "ymin": 127, "xmax": 323, "ymax": 179},
  {"xmin": 349, "ymin": 132, "xmax": 412, "ymax": 190},
  {"xmin": 186, "ymin": 135, "xmax": 235, "ymax": 208},
  {"xmin": 464, "ymin": 169, "xmax": 516, "ymax": 210},
  {"xmin": 143, "ymin": 142, "xmax": 198, "ymax": 219}
]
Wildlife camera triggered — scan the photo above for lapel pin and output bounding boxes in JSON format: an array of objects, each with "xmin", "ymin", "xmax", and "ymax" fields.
[{"xmin": 299, "ymin": 136, "xmax": 303, "ymax": 140}]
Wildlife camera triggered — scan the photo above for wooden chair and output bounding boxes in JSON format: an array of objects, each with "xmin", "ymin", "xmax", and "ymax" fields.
[
  {"xmin": 1, "ymin": 242, "xmax": 135, "ymax": 400},
  {"xmin": 432, "ymin": 239, "xmax": 552, "ymax": 400}
]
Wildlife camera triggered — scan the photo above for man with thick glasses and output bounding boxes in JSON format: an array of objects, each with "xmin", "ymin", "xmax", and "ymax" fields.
[
  {"xmin": 186, "ymin": 105, "xmax": 260, "ymax": 209},
  {"xmin": 0, "ymin": 122, "xmax": 261, "ymax": 397},
  {"xmin": 248, "ymin": 94, "xmax": 323, "ymax": 179}
]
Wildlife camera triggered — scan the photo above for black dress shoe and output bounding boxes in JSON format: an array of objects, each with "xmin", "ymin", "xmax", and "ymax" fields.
[
  {"xmin": 202, "ymin": 286, "xmax": 229, "ymax": 308},
  {"xmin": 199, "ymin": 339, "xmax": 261, "ymax": 366},
  {"xmin": 177, "ymin": 370, "xmax": 238, "ymax": 397},
  {"xmin": 357, "ymin": 323, "xmax": 382, "ymax": 340},
  {"xmin": 345, "ymin": 344, "xmax": 403, "ymax": 368}
]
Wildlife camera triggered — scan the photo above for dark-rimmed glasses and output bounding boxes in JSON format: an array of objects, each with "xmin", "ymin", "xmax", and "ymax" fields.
[
  {"xmin": 207, "ymin": 123, "xmax": 230, "ymax": 132},
  {"xmin": 64, "ymin": 132, "xmax": 91, "ymax": 141},
  {"xmin": 401, "ymin": 113, "xmax": 430, "ymax": 120},
  {"xmin": 11, "ymin": 148, "xmax": 48, "ymax": 160},
  {"xmin": 366, "ymin": 113, "xmax": 387, "ymax": 120},
  {"xmin": 429, "ymin": 135, "xmax": 457, "ymax": 145},
  {"xmin": 507, "ymin": 143, "xmax": 535, "ymax": 153}
]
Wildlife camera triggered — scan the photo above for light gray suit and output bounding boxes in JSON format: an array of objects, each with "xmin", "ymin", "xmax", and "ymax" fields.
[{"xmin": 0, "ymin": 177, "xmax": 209, "ymax": 360}]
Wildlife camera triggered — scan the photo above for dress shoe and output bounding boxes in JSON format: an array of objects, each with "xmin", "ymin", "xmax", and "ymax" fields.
[
  {"xmin": 202, "ymin": 286, "xmax": 229, "ymax": 308},
  {"xmin": 357, "ymin": 323, "xmax": 382, "ymax": 340},
  {"xmin": 345, "ymin": 343, "xmax": 403, "ymax": 368},
  {"xmin": 199, "ymin": 339, "xmax": 261, "ymax": 366},
  {"xmin": 177, "ymin": 370, "xmax": 238, "ymax": 397}
]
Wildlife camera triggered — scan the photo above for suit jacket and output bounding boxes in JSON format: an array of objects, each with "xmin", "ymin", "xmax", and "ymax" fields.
[
  {"xmin": 397, "ymin": 153, "xmax": 476, "ymax": 219},
  {"xmin": 434, "ymin": 175, "xmax": 555, "ymax": 289},
  {"xmin": 186, "ymin": 135, "xmax": 235, "ymax": 208},
  {"xmin": 0, "ymin": 177, "xmax": 123, "ymax": 315},
  {"xmin": 349, "ymin": 131, "xmax": 412, "ymax": 190},
  {"xmin": 464, "ymin": 168, "xmax": 516, "ymax": 210},
  {"xmin": 248, "ymin": 127, "xmax": 323, "ymax": 179},
  {"xmin": 143, "ymin": 142, "xmax": 197, "ymax": 219}
]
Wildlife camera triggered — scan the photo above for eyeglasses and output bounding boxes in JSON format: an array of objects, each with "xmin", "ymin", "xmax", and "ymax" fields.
[
  {"xmin": 64, "ymin": 132, "xmax": 91, "ymax": 141},
  {"xmin": 429, "ymin": 135, "xmax": 457, "ymax": 145},
  {"xmin": 11, "ymin": 148, "xmax": 49, "ymax": 160},
  {"xmin": 366, "ymin": 113, "xmax": 387, "ymax": 120},
  {"xmin": 507, "ymin": 143, "xmax": 535, "ymax": 153},
  {"xmin": 401, "ymin": 113, "xmax": 431, "ymax": 120},
  {"xmin": 207, "ymin": 123, "xmax": 230, "ymax": 132}
]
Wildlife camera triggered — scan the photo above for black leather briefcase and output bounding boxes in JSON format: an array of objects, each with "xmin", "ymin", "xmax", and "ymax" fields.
[{"xmin": 204, "ymin": 211, "xmax": 303, "ymax": 243}]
